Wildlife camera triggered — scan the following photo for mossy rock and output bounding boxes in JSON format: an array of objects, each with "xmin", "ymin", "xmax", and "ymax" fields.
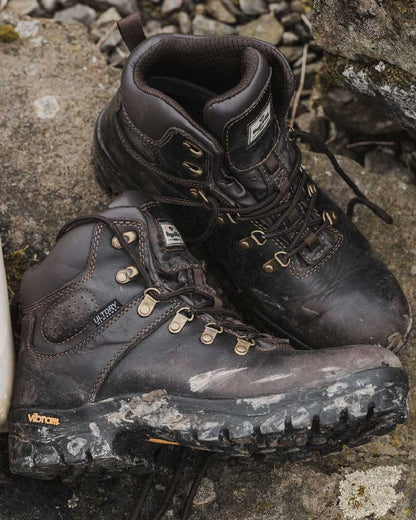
[{"xmin": 0, "ymin": 24, "xmax": 19, "ymax": 43}]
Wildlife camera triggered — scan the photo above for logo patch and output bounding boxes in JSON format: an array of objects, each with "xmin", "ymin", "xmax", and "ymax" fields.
[
  {"xmin": 160, "ymin": 223, "xmax": 185, "ymax": 248},
  {"xmin": 248, "ymin": 100, "xmax": 272, "ymax": 145},
  {"xmin": 93, "ymin": 299, "xmax": 121, "ymax": 326},
  {"xmin": 28, "ymin": 413, "xmax": 60, "ymax": 426}
]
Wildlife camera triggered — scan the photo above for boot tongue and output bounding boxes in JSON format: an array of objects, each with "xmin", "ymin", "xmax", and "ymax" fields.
[
  {"xmin": 108, "ymin": 191, "xmax": 209, "ymax": 292},
  {"xmin": 204, "ymin": 48, "xmax": 279, "ymax": 174}
]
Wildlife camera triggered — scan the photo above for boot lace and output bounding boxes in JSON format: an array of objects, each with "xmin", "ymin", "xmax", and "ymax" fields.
[
  {"xmin": 155, "ymin": 130, "xmax": 393, "ymax": 259},
  {"xmin": 57, "ymin": 215, "xmax": 265, "ymax": 343}
]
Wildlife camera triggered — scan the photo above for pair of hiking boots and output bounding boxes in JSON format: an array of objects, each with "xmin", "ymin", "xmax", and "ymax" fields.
[{"xmin": 9, "ymin": 13, "xmax": 411, "ymax": 497}]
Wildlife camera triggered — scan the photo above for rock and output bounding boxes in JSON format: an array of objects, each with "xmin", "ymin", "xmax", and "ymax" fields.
[
  {"xmin": 293, "ymin": 61, "xmax": 320, "ymax": 89},
  {"xmin": 0, "ymin": 23, "xmax": 19, "ymax": 42},
  {"xmin": 364, "ymin": 150, "xmax": 415, "ymax": 185},
  {"xmin": 312, "ymin": 1, "xmax": 416, "ymax": 130},
  {"xmin": 313, "ymin": 0, "xmax": 416, "ymax": 77},
  {"xmin": 92, "ymin": 7, "xmax": 121, "ymax": 28},
  {"xmin": 239, "ymin": 0, "xmax": 268, "ymax": 16},
  {"xmin": 192, "ymin": 14, "xmax": 235, "ymax": 36},
  {"xmin": 79, "ymin": 0, "xmax": 136, "ymax": 16},
  {"xmin": 41, "ymin": 0, "xmax": 60, "ymax": 12},
  {"xmin": 177, "ymin": 11, "xmax": 191, "ymax": 33},
  {"xmin": 54, "ymin": 4, "xmax": 96, "ymax": 26},
  {"xmin": 147, "ymin": 24, "xmax": 177, "ymax": 35},
  {"xmin": 5, "ymin": 0, "xmax": 38, "ymax": 15},
  {"xmin": 193, "ymin": 478, "xmax": 217, "ymax": 507},
  {"xmin": 91, "ymin": 8, "xmax": 121, "ymax": 45},
  {"xmin": 281, "ymin": 30, "xmax": 298, "ymax": 45},
  {"xmin": 15, "ymin": 18, "xmax": 39, "ymax": 37},
  {"xmin": 206, "ymin": 0, "xmax": 236, "ymax": 24},
  {"xmin": 293, "ymin": 21, "xmax": 310, "ymax": 42},
  {"xmin": 290, "ymin": 0, "xmax": 305, "ymax": 14},
  {"xmin": 238, "ymin": 13, "xmax": 283, "ymax": 45},
  {"xmin": 320, "ymin": 86, "xmax": 402, "ymax": 136},
  {"xmin": 280, "ymin": 11, "xmax": 301, "ymax": 27},
  {"xmin": 1, "ymin": 13, "xmax": 416, "ymax": 520},
  {"xmin": 268, "ymin": 1, "xmax": 288, "ymax": 15},
  {"xmin": 161, "ymin": 0, "xmax": 182, "ymax": 16},
  {"xmin": 278, "ymin": 45, "xmax": 303, "ymax": 64}
]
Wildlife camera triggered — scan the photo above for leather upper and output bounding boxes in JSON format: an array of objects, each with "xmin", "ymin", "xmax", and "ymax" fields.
[
  {"xmin": 95, "ymin": 33, "xmax": 411, "ymax": 351},
  {"xmin": 13, "ymin": 194, "xmax": 403, "ymax": 411}
]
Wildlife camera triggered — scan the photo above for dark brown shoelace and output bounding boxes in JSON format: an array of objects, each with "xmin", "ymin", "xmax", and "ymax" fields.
[
  {"xmin": 57, "ymin": 215, "xmax": 261, "ymax": 340},
  {"xmin": 155, "ymin": 130, "xmax": 393, "ymax": 256}
]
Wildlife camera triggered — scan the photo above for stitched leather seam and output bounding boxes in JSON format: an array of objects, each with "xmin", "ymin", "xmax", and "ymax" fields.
[
  {"xmin": 225, "ymin": 87, "xmax": 280, "ymax": 173},
  {"xmin": 115, "ymin": 118, "xmax": 208, "ymax": 189},
  {"xmin": 22, "ymin": 225, "xmax": 103, "ymax": 313},
  {"xmin": 40, "ymin": 289, "xmax": 98, "ymax": 345},
  {"xmin": 89, "ymin": 303, "xmax": 179, "ymax": 402},
  {"xmin": 27, "ymin": 295, "xmax": 148, "ymax": 359}
]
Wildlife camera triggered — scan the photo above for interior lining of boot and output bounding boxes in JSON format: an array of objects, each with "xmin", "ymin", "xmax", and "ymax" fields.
[{"xmin": 148, "ymin": 76, "xmax": 218, "ymax": 126}]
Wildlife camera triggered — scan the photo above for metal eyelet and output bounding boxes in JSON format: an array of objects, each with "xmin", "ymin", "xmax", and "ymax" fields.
[
  {"xmin": 169, "ymin": 307, "xmax": 195, "ymax": 334},
  {"xmin": 226, "ymin": 213, "xmax": 239, "ymax": 224},
  {"xmin": 111, "ymin": 231, "xmax": 137, "ymax": 249},
  {"xmin": 115, "ymin": 266, "xmax": 139, "ymax": 284},
  {"xmin": 239, "ymin": 229, "xmax": 267, "ymax": 250},
  {"xmin": 200, "ymin": 323, "xmax": 224, "ymax": 345},
  {"xmin": 234, "ymin": 337, "xmax": 255, "ymax": 356},
  {"xmin": 183, "ymin": 140, "xmax": 204, "ymax": 159},
  {"xmin": 189, "ymin": 189, "xmax": 209, "ymax": 204},
  {"xmin": 307, "ymin": 184, "xmax": 318, "ymax": 197},
  {"xmin": 182, "ymin": 161, "xmax": 203, "ymax": 177},
  {"xmin": 138, "ymin": 288, "xmax": 161, "ymax": 317},
  {"xmin": 262, "ymin": 251, "xmax": 291, "ymax": 273},
  {"xmin": 323, "ymin": 210, "xmax": 337, "ymax": 226}
]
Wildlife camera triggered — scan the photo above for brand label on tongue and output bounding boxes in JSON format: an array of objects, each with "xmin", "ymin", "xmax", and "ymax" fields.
[
  {"xmin": 160, "ymin": 222, "xmax": 185, "ymax": 248},
  {"xmin": 247, "ymin": 100, "xmax": 272, "ymax": 145}
]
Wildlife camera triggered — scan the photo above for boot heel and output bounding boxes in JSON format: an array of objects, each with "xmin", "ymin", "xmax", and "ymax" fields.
[{"xmin": 8, "ymin": 404, "xmax": 159, "ymax": 480}]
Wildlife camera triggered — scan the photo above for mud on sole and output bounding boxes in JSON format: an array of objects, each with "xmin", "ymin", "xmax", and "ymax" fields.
[{"xmin": 8, "ymin": 367, "xmax": 409, "ymax": 481}]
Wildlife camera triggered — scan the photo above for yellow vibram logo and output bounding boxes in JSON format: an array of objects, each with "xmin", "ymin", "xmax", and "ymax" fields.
[{"xmin": 27, "ymin": 412, "xmax": 60, "ymax": 426}]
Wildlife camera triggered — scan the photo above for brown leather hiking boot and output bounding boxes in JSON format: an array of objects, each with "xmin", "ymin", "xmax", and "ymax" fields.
[
  {"xmin": 94, "ymin": 15, "xmax": 412, "ymax": 351},
  {"xmin": 9, "ymin": 192, "xmax": 409, "ymax": 482}
]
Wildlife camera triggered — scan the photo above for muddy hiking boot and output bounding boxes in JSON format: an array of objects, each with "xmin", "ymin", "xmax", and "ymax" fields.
[
  {"xmin": 94, "ymin": 15, "xmax": 412, "ymax": 352},
  {"xmin": 9, "ymin": 192, "xmax": 409, "ymax": 485}
]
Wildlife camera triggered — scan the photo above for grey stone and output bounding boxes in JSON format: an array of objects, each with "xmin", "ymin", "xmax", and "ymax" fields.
[
  {"xmin": 54, "ymin": 4, "xmax": 96, "ymax": 26},
  {"xmin": 320, "ymin": 87, "xmax": 402, "ymax": 136},
  {"xmin": 206, "ymin": 0, "xmax": 236, "ymax": 24},
  {"xmin": 6, "ymin": 0, "xmax": 38, "ymax": 15},
  {"xmin": 161, "ymin": 0, "xmax": 182, "ymax": 16},
  {"xmin": 1, "ymin": 14, "xmax": 416, "ymax": 520},
  {"xmin": 91, "ymin": 8, "xmax": 121, "ymax": 44},
  {"xmin": 192, "ymin": 13, "xmax": 235, "ymax": 36},
  {"xmin": 239, "ymin": 0, "xmax": 268, "ymax": 15},
  {"xmin": 238, "ymin": 13, "xmax": 284, "ymax": 45},
  {"xmin": 147, "ymin": 24, "xmax": 178, "ymax": 36},
  {"xmin": 177, "ymin": 11, "xmax": 191, "ymax": 33},
  {"xmin": 290, "ymin": 0, "xmax": 305, "ymax": 13},
  {"xmin": 313, "ymin": 0, "xmax": 416, "ymax": 77},
  {"xmin": 312, "ymin": 0, "xmax": 416, "ymax": 130},
  {"xmin": 281, "ymin": 30, "xmax": 298, "ymax": 45},
  {"xmin": 41, "ymin": 0, "xmax": 60, "ymax": 12},
  {"xmin": 281, "ymin": 11, "xmax": 301, "ymax": 27},
  {"xmin": 268, "ymin": 1, "xmax": 288, "ymax": 15},
  {"xmin": 278, "ymin": 45, "xmax": 303, "ymax": 64},
  {"xmin": 364, "ymin": 150, "xmax": 415, "ymax": 185},
  {"xmin": 80, "ymin": 0, "xmax": 136, "ymax": 16},
  {"xmin": 193, "ymin": 478, "xmax": 217, "ymax": 507}
]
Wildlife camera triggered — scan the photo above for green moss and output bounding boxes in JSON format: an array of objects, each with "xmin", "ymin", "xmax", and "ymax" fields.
[
  {"xmin": 317, "ymin": 53, "xmax": 413, "ymax": 93},
  {"xmin": 0, "ymin": 24, "xmax": 19, "ymax": 44},
  {"xmin": 4, "ymin": 247, "xmax": 27, "ymax": 298},
  {"xmin": 315, "ymin": 54, "xmax": 345, "ymax": 93}
]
